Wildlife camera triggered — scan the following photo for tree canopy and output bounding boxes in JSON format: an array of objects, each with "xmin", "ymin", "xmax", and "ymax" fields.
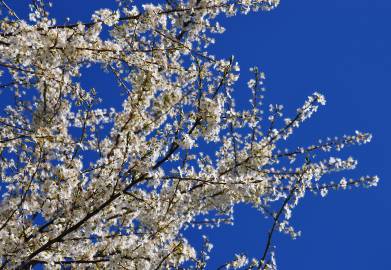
[{"xmin": 0, "ymin": 0, "xmax": 378, "ymax": 269}]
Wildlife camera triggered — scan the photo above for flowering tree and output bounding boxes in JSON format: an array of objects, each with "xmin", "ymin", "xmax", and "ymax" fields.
[{"xmin": 0, "ymin": 0, "xmax": 378, "ymax": 269}]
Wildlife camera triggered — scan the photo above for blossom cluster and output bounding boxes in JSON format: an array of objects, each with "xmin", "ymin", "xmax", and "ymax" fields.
[{"xmin": 0, "ymin": 0, "xmax": 377, "ymax": 269}]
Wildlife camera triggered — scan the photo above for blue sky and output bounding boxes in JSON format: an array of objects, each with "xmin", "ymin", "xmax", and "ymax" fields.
[
  {"xmin": 3, "ymin": 0, "xmax": 391, "ymax": 269},
  {"xmin": 209, "ymin": 1, "xmax": 391, "ymax": 269}
]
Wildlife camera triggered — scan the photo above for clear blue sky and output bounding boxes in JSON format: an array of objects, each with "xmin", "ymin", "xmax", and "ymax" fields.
[
  {"xmin": 4, "ymin": 1, "xmax": 391, "ymax": 269},
  {"xmin": 209, "ymin": 1, "xmax": 391, "ymax": 269}
]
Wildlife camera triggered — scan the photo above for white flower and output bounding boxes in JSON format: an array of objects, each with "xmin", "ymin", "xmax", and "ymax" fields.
[
  {"xmin": 180, "ymin": 134, "xmax": 194, "ymax": 149},
  {"xmin": 228, "ymin": 254, "xmax": 248, "ymax": 269},
  {"xmin": 247, "ymin": 79, "xmax": 256, "ymax": 89},
  {"xmin": 320, "ymin": 188, "xmax": 328, "ymax": 197},
  {"xmin": 92, "ymin": 9, "xmax": 120, "ymax": 26},
  {"xmin": 339, "ymin": 178, "xmax": 348, "ymax": 189}
]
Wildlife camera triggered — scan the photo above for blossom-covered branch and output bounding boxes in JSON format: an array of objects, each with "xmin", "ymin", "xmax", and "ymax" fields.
[{"xmin": 0, "ymin": 0, "xmax": 377, "ymax": 269}]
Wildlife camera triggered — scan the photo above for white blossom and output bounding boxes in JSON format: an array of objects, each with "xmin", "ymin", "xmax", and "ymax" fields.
[{"xmin": 0, "ymin": 0, "xmax": 378, "ymax": 269}]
